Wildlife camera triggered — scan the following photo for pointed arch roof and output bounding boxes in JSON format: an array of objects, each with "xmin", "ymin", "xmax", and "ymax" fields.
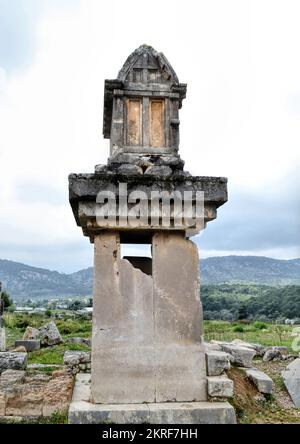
[{"xmin": 117, "ymin": 44, "xmax": 179, "ymax": 84}]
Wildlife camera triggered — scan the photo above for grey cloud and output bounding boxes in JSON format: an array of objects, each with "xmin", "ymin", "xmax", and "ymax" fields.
[{"xmin": 196, "ymin": 171, "xmax": 300, "ymax": 252}]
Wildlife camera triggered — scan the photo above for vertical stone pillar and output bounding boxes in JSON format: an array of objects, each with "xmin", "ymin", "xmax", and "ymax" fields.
[
  {"xmin": 0, "ymin": 326, "xmax": 5, "ymax": 352},
  {"xmin": 152, "ymin": 232, "xmax": 207, "ymax": 402},
  {"xmin": 91, "ymin": 231, "xmax": 155, "ymax": 404}
]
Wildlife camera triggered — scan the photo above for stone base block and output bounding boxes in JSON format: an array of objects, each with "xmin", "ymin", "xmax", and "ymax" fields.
[
  {"xmin": 15, "ymin": 340, "xmax": 40, "ymax": 352},
  {"xmin": 68, "ymin": 374, "xmax": 236, "ymax": 424}
]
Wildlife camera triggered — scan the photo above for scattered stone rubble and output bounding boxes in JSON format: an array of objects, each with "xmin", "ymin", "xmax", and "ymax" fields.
[
  {"xmin": 0, "ymin": 352, "xmax": 27, "ymax": 373},
  {"xmin": 0, "ymin": 369, "xmax": 73, "ymax": 417},
  {"xmin": 38, "ymin": 321, "xmax": 63, "ymax": 346},
  {"xmin": 204, "ymin": 339, "xmax": 296, "ymax": 399},
  {"xmin": 64, "ymin": 350, "xmax": 91, "ymax": 375},
  {"xmin": 21, "ymin": 322, "xmax": 63, "ymax": 347},
  {"xmin": 68, "ymin": 337, "xmax": 91, "ymax": 347},
  {"xmin": 15, "ymin": 340, "xmax": 40, "ymax": 352}
]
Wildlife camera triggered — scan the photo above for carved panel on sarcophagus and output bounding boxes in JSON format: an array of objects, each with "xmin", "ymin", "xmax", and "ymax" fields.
[
  {"xmin": 127, "ymin": 99, "xmax": 142, "ymax": 146},
  {"xmin": 150, "ymin": 100, "xmax": 165, "ymax": 147}
]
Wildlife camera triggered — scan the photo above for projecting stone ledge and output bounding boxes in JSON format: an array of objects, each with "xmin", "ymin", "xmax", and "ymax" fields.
[
  {"xmin": 68, "ymin": 374, "xmax": 236, "ymax": 424},
  {"xmin": 69, "ymin": 173, "xmax": 227, "ymax": 207},
  {"xmin": 68, "ymin": 173, "xmax": 228, "ymax": 240}
]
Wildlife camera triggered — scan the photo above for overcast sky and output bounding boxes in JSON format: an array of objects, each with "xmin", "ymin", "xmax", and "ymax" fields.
[{"xmin": 0, "ymin": 0, "xmax": 299, "ymax": 273}]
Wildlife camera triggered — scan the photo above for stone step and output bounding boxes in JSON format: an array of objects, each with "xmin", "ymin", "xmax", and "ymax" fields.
[
  {"xmin": 205, "ymin": 350, "xmax": 231, "ymax": 376},
  {"xmin": 69, "ymin": 373, "xmax": 236, "ymax": 424},
  {"xmin": 207, "ymin": 375, "xmax": 234, "ymax": 398}
]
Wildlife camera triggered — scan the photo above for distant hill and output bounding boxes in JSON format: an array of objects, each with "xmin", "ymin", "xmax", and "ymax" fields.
[
  {"xmin": 0, "ymin": 255, "xmax": 299, "ymax": 299},
  {"xmin": 201, "ymin": 256, "xmax": 300, "ymax": 285},
  {"xmin": 0, "ymin": 259, "xmax": 93, "ymax": 299}
]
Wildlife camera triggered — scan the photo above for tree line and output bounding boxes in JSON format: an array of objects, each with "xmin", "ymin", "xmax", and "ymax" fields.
[{"xmin": 202, "ymin": 284, "xmax": 300, "ymax": 322}]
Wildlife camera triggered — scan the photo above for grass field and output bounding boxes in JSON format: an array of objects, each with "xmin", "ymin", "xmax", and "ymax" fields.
[
  {"xmin": 204, "ymin": 320, "xmax": 296, "ymax": 350},
  {"xmin": 3, "ymin": 313, "xmax": 297, "ymax": 366}
]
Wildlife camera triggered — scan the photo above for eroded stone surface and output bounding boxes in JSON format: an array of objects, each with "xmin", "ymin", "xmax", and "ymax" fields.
[
  {"xmin": 0, "ymin": 372, "xmax": 74, "ymax": 417},
  {"xmin": 206, "ymin": 350, "xmax": 231, "ymax": 376},
  {"xmin": 91, "ymin": 232, "xmax": 207, "ymax": 404},
  {"xmin": 207, "ymin": 375, "xmax": 234, "ymax": 398},
  {"xmin": 0, "ymin": 327, "xmax": 5, "ymax": 352},
  {"xmin": 64, "ymin": 351, "xmax": 91, "ymax": 366},
  {"xmin": 244, "ymin": 368, "xmax": 273, "ymax": 394},
  {"xmin": 0, "ymin": 369, "xmax": 26, "ymax": 386},
  {"xmin": 69, "ymin": 374, "xmax": 236, "ymax": 424},
  {"xmin": 263, "ymin": 348, "xmax": 283, "ymax": 362},
  {"xmin": 68, "ymin": 337, "xmax": 91, "ymax": 347},
  {"xmin": 0, "ymin": 352, "xmax": 27, "ymax": 374},
  {"xmin": 152, "ymin": 232, "xmax": 207, "ymax": 402},
  {"xmin": 39, "ymin": 321, "xmax": 63, "ymax": 346},
  {"xmin": 92, "ymin": 232, "xmax": 155, "ymax": 404},
  {"xmin": 15, "ymin": 340, "xmax": 40, "ymax": 352},
  {"xmin": 23, "ymin": 327, "xmax": 40, "ymax": 341},
  {"xmin": 221, "ymin": 345, "xmax": 255, "ymax": 368},
  {"xmin": 282, "ymin": 358, "xmax": 300, "ymax": 407}
]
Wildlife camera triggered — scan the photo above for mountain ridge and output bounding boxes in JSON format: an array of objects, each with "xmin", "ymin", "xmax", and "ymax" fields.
[{"xmin": 0, "ymin": 255, "xmax": 299, "ymax": 299}]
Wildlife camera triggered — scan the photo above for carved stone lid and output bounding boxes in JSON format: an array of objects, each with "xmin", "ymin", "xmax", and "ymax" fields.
[
  {"xmin": 103, "ymin": 45, "xmax": 186, "ymax": 139},
  {"xmin": 117, "ymin": 44, "xmax": 179, "ymax": 84}
]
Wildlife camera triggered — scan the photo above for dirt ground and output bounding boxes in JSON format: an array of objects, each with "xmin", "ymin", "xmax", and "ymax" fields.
[{"xmin": 228, "ymin": 359, "xmax": 300, "ymax": 424}]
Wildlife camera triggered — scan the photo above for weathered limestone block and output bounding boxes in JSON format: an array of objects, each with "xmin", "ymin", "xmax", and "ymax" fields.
[
  {"xmin": 23, "ymin": 326, "xmax": 40, "ymax": 341},
  {"xmin": 275, "ymin": 346, "xmax": 289, "ymax": 356},
  {"xmin": 69, "ymin": 375, "xmax": 236, "ymax": 424},
  {"xmin": 0, "ymin": 369, "xmax": 26, "ymax": 386},
  {"xmin": 282, "ymin": 358, "xmax": 300, "ymax": 407},
  {"xmin": 42, "ymin": 375, "xmax": 74, "ymax": 416},
  {"xmin": 13, "ymin": 346, "xmax": 27, "ymax": 353},
  {"xmin": 0, "ymin": 352, "xmax": 27, "ymax": 374},
  {"xmin": 117, "ymin": 164, "xmax": 143, "ymax": 175},
  {"xmin": 39, "ymin": 321, "xmax": 63, "ymax": 346},
  {"xmin": 64, "ymin": 351, "xmax": 91, "ymax": 366},
  {"xmin": 0, "ymin": 327, "xmax": 5, "ymax": 351},
  {"xmin": 4, "ymin": 382, "xmax": 44, "ymax": 416},
  {"xmin": 68, "ymin": 337, "xmax": 91, "ymax": 347},
  {"xmin": 231, "ymin": 339, "xmax": 265, "ymax": 357},
  {"xmin": 206, "ymin": 350, "xmax": 231, "ymax": 376},
  {"xmin": 0, "ymin": 392, "xmax": 5, "ymax": 415},
  {"xmin": 64, "ymin": 350, "xmax": 91, "ymax": 375},
  {"xmin": 263, "ymin": 348, "xmax": 282, "ymax": 362},
  {"xmin": 152, "ymin": 232, "xmax": 207, "ymax": 402},
  {"xmin": 204, "ymin": 342, "xmax": 222, "ymax": 351},
  {"xmin": 92, "ymin": 232, "xmax": 155, "ymax": 404},
  {"xmin": 144, "ymin": 165, "xmax": 173, "ymax": 176},
  {"xmin": 15, "ymin": 340, "xmax": 40, "ymax": 352},
  {"xmin": 244, "ymin": 368, "xmax": 273, "ymax": 394},
  {"xmin": 221, "ymin": 345, "xmax": 255, "ymax": 368},
  {"xmin": 207, "ymin": 375, "xmax": 234, "ymax": 398}
]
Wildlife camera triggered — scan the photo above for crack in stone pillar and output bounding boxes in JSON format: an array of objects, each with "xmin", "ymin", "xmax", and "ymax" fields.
[{"xmin": 91, "ymin": 231, "xmax": 155, "ymax": 403}]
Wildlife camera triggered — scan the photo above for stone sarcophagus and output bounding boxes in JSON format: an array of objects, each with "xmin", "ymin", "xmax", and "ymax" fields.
[{"xmin": 68, "ymin": 45, "xmax": 235, "ymax": 423}]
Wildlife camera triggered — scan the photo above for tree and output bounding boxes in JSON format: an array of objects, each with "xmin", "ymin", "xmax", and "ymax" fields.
[
  {"xmin": 45, "ymin": 309, "xmax": 52, "ymax": 318},
  {"xmin": 237, "ymin": 304, "xmax": 248, "ymax": 321},
  {"xmin": 0, "ymin": 291, "xmax": 13, "ymax": 310}
]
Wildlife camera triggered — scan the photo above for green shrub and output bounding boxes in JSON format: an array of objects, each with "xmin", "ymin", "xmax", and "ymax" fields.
[
  {"xmin": 253, "ymin": 321, "xmax": 267, "ymax": 330},
  {"xmin": 55, "ymin": 318, "xmax": 91, "ymax": 335},
  {"xmin": 14, "ymin": 315, "xmax": 32, "ymax": 329},
  {"xmin": 233, "ymin": 325, "xmax": 245, "ymax": 333}
]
